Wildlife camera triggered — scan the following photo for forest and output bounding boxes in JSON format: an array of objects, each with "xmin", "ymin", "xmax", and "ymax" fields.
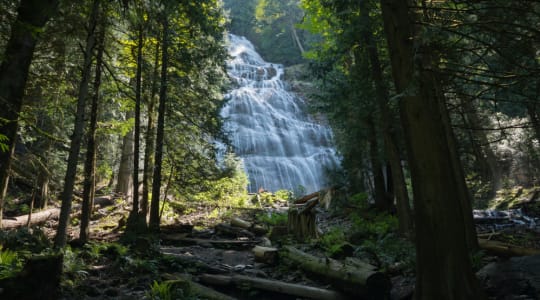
[{"xmin": 0, "ymin": 0, "xmax": 539, "ymax": 299}]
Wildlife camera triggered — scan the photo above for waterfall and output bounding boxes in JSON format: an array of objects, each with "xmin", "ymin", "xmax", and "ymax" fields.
[{"xmin": 221, "ymin": 34, "xmax": 340, "ymax": 194}]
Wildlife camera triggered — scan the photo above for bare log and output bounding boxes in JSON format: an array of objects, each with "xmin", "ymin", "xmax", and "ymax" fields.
[
  {"xmin": 298, "ymin": 198, "xmax": 319, "ymax": 215},
  {"xmin": 1, "ymin": 195, "xmax": 116, "ymax": 229},
  {"xmin": 160, "ymin": 273, "xmax": 238, "ymax": 300},
  {"xmin": 252, "ymin": 246, "xmax": 278, "ymax": 265},
  {"xmin": 160, "ymin": 234, "xmax": 259, "ymax": 249},
  {"xmin": 478, "ymin": 238, "xmax": 540, "ymax": 257},
  {"xmin": 294, "ymin": 191, "xmax": 319, "ymax": 204},
  {"xmin": 230, "ymin": 217, "xmax": 268, "ymax": 235},
  {"xmin": 280, "ymin": 246, "xmax": 391, "ymax": 298},
  {"xmin": 199, "ymin": 274, "xmax": 348, "ymax": 300},
  {"xmin": 215, "ymin": 223, "xmax": 255, "ymax": 239},
  {"xmin": 1, "ymin": 207, "xmax": 60, "ymax": 229}
]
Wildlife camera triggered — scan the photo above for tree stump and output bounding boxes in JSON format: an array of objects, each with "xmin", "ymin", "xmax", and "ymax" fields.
[
  {"xmin": 287, "ymin": 207, "xmax": 317, "ymax": 241},
  {"xmin": 0, "ymin": 253, "xmax": 63, "ymax": 300}
]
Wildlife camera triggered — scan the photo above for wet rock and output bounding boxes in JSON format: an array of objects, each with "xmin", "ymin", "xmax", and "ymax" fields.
[{"xmin": 477, "ymin": 255, "xmax": 540, "ymax": 299}]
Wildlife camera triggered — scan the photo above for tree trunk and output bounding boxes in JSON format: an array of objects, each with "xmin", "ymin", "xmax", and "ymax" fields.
[
  {"xmin": 280, "ymin": 246, "xmax": 390, "ymax": 298},
  {"xmin": 80, "ymin": 17, "xmax": 106, "ymax": 243},
  {"xmin": 200, "ymin": 274, "xmax": 347, "ymax": 300},
  {"xmin": 0, "ymin": 0, "xmax": 59, "ymax": 228},
  {"xmin": 463, "ymin": 98, "xmax": 501, "ymax": 195},
  {"xmin": 54, "ymin": 0, "xmax": 100, "ymax": 248},
  {"xmin": 367, "ymin": 116, "xmax": 391, "ymax": 211},
  {"xmin": 149, "ymin": 16, "xmax": 169, "ymax": 232},
  {"xmin": 116, "ymin": 110, "xmax": 134, "ymax": 200},
  {"xmin": 141, "ymin": 40, "xmax": 160, "ymax": 219},
  {"xmin": 359, "ymin": 0, "xmax": 413, "ymax": 236},
  {"xmin": 127, "ymin": 19, "xmax": 145, "ymax": 231},
  {"xmin": 379, "ymin": 0, "xmax": 484, "ymax": 299}
]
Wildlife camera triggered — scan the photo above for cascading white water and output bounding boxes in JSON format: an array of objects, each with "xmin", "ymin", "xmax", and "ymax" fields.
[{"xmin": 221, "ymin": 34, "xmax": 340, "ymax": 194}]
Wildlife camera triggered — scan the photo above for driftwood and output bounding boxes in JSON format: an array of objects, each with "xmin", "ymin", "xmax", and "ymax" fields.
[
  {"xmin": 252, "ymin": 245, "xmax": 279, "ymax": 265},
  {"xmin": 478, "ymin": 238, "xmax": 540, "ymax": 257},
  {"xmin": 199, "ymin": 274, "xmax": 348, "ymax": 300},
  {"xmin": 230, "ymin": 217, "xmax": 268, "ymax": 235},
  {"xmin": 280, "ymin": 246, "xmax": 391, "ymax": 298}
]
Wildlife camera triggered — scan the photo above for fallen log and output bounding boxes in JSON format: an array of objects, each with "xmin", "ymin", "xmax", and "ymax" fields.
[
  {"xmin": 298, "ymin": 198, "xmax": 319, "ymax": 215},
  {"xmin": 161, "ymin": 248, "xmax": 229, "ymax": 274},
  {"xmin": 199, "ymin": 274, "xmax": 348, "ymax": 300},
  {"xmin": 478, "ymin": 238, "xmax": 540, "ymax": 257},
  {"xmin": 160, "ymin": 274, "xmax": 238, "ymax": 300},
  {"xmin": 1, "ymin": 207, "xmax": 60, "ymax": 229},
  {"xmin": 294, "ymin": 191, "xmax": 319, "ymax": 204},
  {"xmin": 160, "ymin": 234, "xmax": 259, "ymax": 249},
  {"xmin": 215, "ymin": 223, "xmax": 255, "ymax": 239},
  {"xmin": 252, "ymin": 246, "xmax": 279, "ymax": 265},
  {"xmin": 230, "ymin": 217, "xmax": 268, "ymax": 236},
  {"xmin": 280, "ymin": 246, "xmax": 391, "ymax": 298},
  {"xmin": 1, "ymin": 196, "xmax": 116, "ymax": 229}
]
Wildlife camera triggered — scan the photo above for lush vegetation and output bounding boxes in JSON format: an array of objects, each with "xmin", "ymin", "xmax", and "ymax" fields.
[{"xmin": 1, "ymin": 0, "xmax": 540, "ymax": 299}]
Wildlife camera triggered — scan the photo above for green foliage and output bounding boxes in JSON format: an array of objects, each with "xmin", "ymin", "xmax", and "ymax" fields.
[
  {"xmin": 274, "ymin": 189, "xmax": 293, "ymax": 202},
  {"xmin": 147, "ymin": 280, "xmax": 173, "ymax": 300},
  {"xmin": 470, "ymin": 250, "xmax": 486, "ymax": 272},
  {"xmin": 351, "ymin": 213, "xmax": 398, "ymax": 239},
  {"xmin": 0, "ymin": 246, "xmax": 23, "ymax": 279},
  {"xmin": 146, "ymin": 280, "xmax": 188, "ymax": 300},
  {"xmin": 0, "ymin": 133, "xmax": 9, "ymax": 152},
  {"xmin": 319, "ymin": 227, "xmax": 347, "ymax": 257},
  {"xmin": 62, "ymin": 246, "xmax": 89, "ymax": 281},
  {"xmin": 224, "ymin": 0, "xmax": 307, "ymax": 65},
  {"xmin": 192, "ymin": 153, "xmax": 250, "ymax": 207},
  {"xmin": 256, "ymin": 211, "xmax": 287, "ymax": 226},
  {"xmin": 349, "ymin": 193, "xmax": 369, "ymax": 209},
  {"xmin": 358, "ymin": 234, "xmax": 415, "ymax": 273},
  {"xmin": 0, "ymin": 228, "xmax": 51, "ymax": 253}
]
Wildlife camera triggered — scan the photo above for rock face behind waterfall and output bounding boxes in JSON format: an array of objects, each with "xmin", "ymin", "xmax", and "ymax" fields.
[{"xmin": 221, "ymin": 34, "xmax": 340, "ymax": 194}]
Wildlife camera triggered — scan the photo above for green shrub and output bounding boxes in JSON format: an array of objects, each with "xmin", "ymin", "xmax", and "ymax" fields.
[
  {"xmin": 358, "ymin": 234, "xmax": 415, "ymax": 273},
  {"xmin": 256, "ymin": 212, "xmax": 287, "ymax": 226},
  {"xmin": 351, "ymin": 213, "xmax": 398, "ymax": 239},
  {"xmin": 319, "ymin": 227, "xmax": 348, "ymax": 257},
  {"xmin": 0, "ymin": 246, "xmax": 23, "ymax": 279},
  {"xmin": 0, "ymin": 227, "xmax": 50, "ymax": 252}
]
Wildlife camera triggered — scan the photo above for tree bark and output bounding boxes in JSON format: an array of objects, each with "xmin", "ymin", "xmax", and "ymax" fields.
[
  {"xmin": 359, "ymin": 0, "xmax": 413, "ymax": 236},
  {"xmin": 478, "ymin": 238, "xmax": 540, "ymax": 257},
  {"xmin": 80, "ymin": 16, "xmax": 106, "ymax": 243},
  {"xmin": 0, "ymin": 0, "xmax": 59, "ymax": 228},
  {"xmin": 127, "ymin": 17, "xmax": 145, "ymax": 231},
  {"xmin": 149, "ymin": 16, "xmax": 169, "ymax": 232},
  {"xmin": 116, "ymin": 110, "xmax": 134, "ymax": 200},
  {"xmin": 367, "ymin": 116, "xmax": 391, "ymax": 211},
  {"xmin": 379, "ymin": 0, "xmax": 484, "ymax": 299},
  {"xmin": 280, "ymin": 246, "xmax": 390, "ymax": 298},
  {"xmin": 252, "ymin": 245, "xmax": 279, "ymax": 265},
  {"xmin": 200, "ymin": 274, "xmax": 348, "ymax": 300},
  {"xmin": 54, "ymin": 0, "xmax": 100, "ymax": 248},
  {"xmin": 141, "ymin": 40, "xmax": 160, "ymax": 219}
]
